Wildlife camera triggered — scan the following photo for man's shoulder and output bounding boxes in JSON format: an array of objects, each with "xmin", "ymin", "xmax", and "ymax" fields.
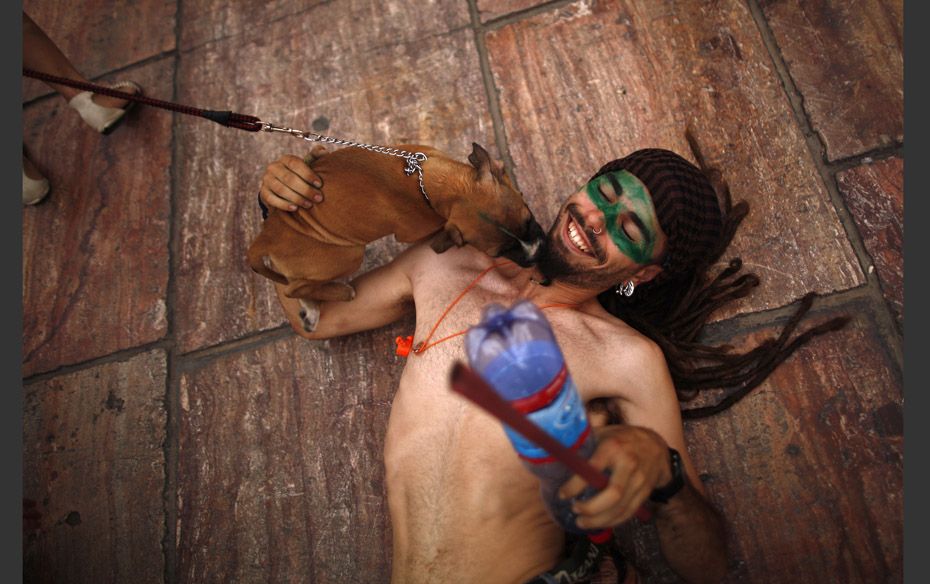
[
  {"xmin": 570, "ymin": 306, "xmax": 672, "ymax": 402},
  {"xmin": 585, "ymin": 304, "xmax": 665, "ymax": 363}
]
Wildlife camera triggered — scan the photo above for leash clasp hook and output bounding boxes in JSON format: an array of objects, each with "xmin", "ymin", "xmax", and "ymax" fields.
[{"xmin": 259, "ymin": 121, "xmax": 318, "ymax": 140}]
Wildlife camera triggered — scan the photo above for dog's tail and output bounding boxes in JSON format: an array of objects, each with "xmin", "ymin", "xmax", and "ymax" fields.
[{"xmin": 247, "ymin": 244, "xmax": 289, "ymax": 285}]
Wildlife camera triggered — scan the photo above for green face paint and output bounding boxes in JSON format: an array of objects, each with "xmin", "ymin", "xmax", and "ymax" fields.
[{"xmin": 584, "ymin": 170, "xmax": 661, "ymax": 265}]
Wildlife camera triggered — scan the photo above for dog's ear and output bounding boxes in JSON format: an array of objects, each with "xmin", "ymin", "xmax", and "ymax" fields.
[
  {"xmin": 429, "ymin": 224, "xmax": 466, "ymax": 253},
  {"xmin": 468, "ymin": 142, "xmax": 506, "ymax": 184}
]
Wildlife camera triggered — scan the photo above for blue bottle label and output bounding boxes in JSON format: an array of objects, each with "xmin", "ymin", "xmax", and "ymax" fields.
[{"xmin": 503, "ymin": 375, "xmax": 590, "ymax": 461}]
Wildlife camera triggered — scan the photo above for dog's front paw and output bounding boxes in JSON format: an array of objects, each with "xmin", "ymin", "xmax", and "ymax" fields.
[{"xmin": 298, "ymin": 299, "xmax": 321, "ymax": 333}]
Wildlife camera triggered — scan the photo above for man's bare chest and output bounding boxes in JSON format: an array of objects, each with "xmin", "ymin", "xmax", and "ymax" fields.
[{"xmin": 403, "ymin": 266, "xmax": 614, "ymax": 401}]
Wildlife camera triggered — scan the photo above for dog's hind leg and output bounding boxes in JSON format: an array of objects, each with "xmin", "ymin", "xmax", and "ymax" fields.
[{"xmin": 288, "ymin": 280, "xmax": 356, "ymax": 302}]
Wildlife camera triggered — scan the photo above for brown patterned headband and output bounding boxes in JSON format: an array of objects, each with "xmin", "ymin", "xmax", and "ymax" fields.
[{"xmin": 591, "ymin": 149, "xmax": 723, "ymax": 276}]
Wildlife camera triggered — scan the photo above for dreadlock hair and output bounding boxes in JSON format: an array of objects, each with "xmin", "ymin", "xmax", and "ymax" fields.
[{"xmin": 594, "ymin": 142, "xmax": 849, "ymax": 420}]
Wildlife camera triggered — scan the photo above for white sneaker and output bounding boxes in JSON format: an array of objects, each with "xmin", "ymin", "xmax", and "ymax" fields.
[
  {"xmin": 68, "ymin": 80, "xmax": 142, "ymax": 135},
  {"xmin": 23, "ymin": 167, "xmax": 50, "ymax": 206}
]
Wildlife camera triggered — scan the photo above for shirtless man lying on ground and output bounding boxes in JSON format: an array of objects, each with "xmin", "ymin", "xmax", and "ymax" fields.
[{"xmin": 258, "ymin": 147, "xmax": 732, "ymax": 583}]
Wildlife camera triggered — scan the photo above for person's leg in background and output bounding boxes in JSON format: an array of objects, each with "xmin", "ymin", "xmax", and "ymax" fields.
[{"xmin": 22, "ymin": 11, "xmax": 141, "ymax": 204}]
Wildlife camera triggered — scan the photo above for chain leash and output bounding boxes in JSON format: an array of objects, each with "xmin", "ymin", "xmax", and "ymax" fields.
[
  {"xmin": 259, "ymin": 122, "xmax": 431, "ymax": 207},
  {"xmin": 21, "ymin": 68, "xmax": 432, "ymax": 207}
]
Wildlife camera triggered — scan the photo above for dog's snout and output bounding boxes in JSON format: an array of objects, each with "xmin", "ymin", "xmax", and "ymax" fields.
[
  {"xmin": 523, "ymin": 217, "xmax": 545, "ymax": 245},
  {"xmin": 501, "ymin": 216, "xmax": 546, "ymax": 267}
]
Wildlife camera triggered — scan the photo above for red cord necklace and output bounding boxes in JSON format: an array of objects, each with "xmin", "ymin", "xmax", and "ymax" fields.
[{"xmin": 394, "ymin": 261, "xmax": 577, "ymax": 357}]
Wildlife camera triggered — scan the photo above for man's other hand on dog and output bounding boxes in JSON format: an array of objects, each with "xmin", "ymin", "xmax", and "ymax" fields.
[{"xmin": 260, "ymin": 144, "xmax": 328, "ymax": 211}]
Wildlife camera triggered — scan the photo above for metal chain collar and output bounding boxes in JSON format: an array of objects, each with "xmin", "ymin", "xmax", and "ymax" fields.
[{"xmin": 259, "ymin": 122, "xmax": 431, "ymax": 207}]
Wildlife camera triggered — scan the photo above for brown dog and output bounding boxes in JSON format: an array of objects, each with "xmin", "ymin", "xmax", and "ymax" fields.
[{"xmin": 248, "ymin": 142, "xmax": 545, "ymax": 331}]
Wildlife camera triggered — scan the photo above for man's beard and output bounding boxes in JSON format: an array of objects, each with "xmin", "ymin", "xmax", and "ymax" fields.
[{"xmin": 537, "ymin": 210, "xmax": 610, "ymax": 289}]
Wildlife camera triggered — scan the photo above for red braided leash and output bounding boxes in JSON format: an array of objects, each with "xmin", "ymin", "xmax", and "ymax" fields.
[{"xmin": 23, "ymin": 68, "xmax": 263, "ymax": 132}]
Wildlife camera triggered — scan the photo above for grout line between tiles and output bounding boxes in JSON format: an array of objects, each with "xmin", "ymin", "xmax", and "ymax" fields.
[
  {"xmin": 163, "ymin": 4, "xmax": 184, "ymax": 580},
  {"xmin": 465, "ymin": 0, "xmax": 588, "ymax": 194},
  {"xmin": 698, "ymin": 285, "xmax": 903, "ymax": 386},
  {"xmin": 700, "ymin": 285, "xmax": 865, "ymax": 344},
  {"xmin": 826, "ymin": 142, "xmax": 904, "ymax": 174},
  {"xmin": 20, "ymin": 325, "xmax": 299, "ymax": 386},
  {"xmin": 466, "ymin": 0, "xmax": 520, "ymax": 192},
  {"xmin": 481, "ymin": 0, "xmax": 579, "ymax": 31},
  {"xmin": 175, "ymin": 326, "xmax": 298, "ymax": 374},
  {"xmin": 21, "ymin": 341, "xmax": 174, "ymax": 386}
]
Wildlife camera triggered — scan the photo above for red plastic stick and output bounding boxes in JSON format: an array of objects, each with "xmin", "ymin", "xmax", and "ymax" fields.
[{"xmin": 450, "ymin": 362, "xmax": 608, "ymax": 488}]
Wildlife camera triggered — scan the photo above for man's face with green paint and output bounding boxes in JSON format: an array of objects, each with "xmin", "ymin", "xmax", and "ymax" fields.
[{"xmin": 538, "ymin": 170, "xmax": 667, "ymax": 288}]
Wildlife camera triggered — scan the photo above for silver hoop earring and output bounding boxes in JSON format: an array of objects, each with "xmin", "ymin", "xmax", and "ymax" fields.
[{"xmin": 615, "ymin": 280, "xmax": 635, "ymax": 297}]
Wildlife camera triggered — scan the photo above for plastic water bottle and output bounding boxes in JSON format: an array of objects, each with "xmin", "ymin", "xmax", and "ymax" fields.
[{"xmin": 464, "ymin": 300, "xmax": 603, "ymax": 535}]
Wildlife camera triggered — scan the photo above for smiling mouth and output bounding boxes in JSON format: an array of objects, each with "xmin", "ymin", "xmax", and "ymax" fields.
[{"xmin": 563, "ymin": 210, "xmax": 601, "ymax": 261}]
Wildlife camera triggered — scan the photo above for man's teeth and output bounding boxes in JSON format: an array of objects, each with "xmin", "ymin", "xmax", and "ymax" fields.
[{"xmin": 568, "ymin": 220, "xmax": 590, "ymax": 254}]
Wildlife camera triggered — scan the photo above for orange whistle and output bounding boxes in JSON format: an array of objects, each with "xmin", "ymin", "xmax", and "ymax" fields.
[{"xmin": 395, "ymin": 335, "xmax": 414, "ymax": 357}]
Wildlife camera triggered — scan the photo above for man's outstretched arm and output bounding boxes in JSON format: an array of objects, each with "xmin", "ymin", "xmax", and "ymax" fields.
[{"xmin": 274, "ymin": 241, "xmax": 427, "ymax": 340}]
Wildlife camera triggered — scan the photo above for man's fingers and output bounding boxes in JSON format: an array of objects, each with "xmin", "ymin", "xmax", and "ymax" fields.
[
  {"xmin": 613, "ymin": 473, "xmax": 650, "ymax": 513},
  {"xmin": 275, "ymin": 173, "xmax": 321, "ymax": 205},
  {"xmin": 278, "ymin": 159, "xmax": 323, "ymax": 203},
  {"xmin": 572, "ymin": 483, "xmax": 623, "ymax": 516},
  {"xmin": 570, "ymin": 461, "xmax": 655, "ymax": 528},
  {"xmin": 576, "ymin": 504, "xmax": 633, "ymax": 530},
  {"xmin": 260, "ymin": 183, "xmax": 298, "ymax": 212},
  {"xmin": 572, "ymin": 476, "xmax": 649, "ymax": 529},
  {"xmin": 256, "ymin": 153, "xmax": 328, "ymax": 213},
  {"xmin": 558, "ymin": 436, "xmax": 621, "ymax": 500},
  {"xmin": 271, "ymin": 176, "xmax": 317, "ymax": 206},
  {"xmin": 260, "ymin": 174, "xmax": 318, "ymax": 211},
  {"xmin": 581, "ymin": 478, "xmax": 649, "ymax": 529},
  {"xmin": 283, "ymin": 155, "xmax": 323, "ymax": 189},
  {"xmin": 558, "ymin": 475, "xmax": 589, "ymax": 500}
]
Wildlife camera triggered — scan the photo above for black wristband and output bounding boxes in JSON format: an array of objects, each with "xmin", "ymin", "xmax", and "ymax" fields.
[{"xmin": 649, "ymin": 448, "xmax": 685, "ymax": 504}]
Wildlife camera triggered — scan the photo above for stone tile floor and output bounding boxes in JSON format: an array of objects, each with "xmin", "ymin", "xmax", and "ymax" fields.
[{"xmin": 22, "ymin": 1, "xmax": 902, "ymax": 582}]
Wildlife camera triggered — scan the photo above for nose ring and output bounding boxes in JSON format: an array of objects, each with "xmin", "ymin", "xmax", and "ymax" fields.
[{"xmin": 592, "ymin": 227, "xmax": 602, "ymax": 235}]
